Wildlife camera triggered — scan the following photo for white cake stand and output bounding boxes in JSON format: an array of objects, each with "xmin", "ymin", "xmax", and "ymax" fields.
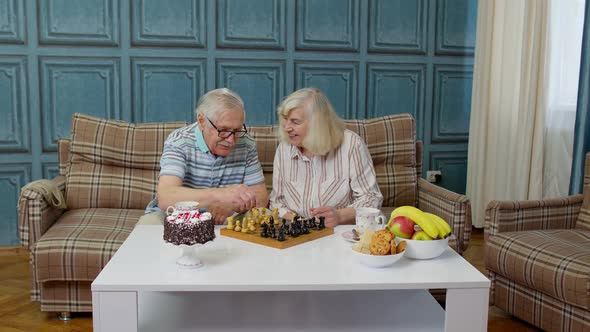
[{"xmin": 176, "ymin": 243, "xmax": 204, "ymax": 269}]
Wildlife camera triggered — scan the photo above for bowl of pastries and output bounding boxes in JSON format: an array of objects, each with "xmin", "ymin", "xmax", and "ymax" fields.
[{"xmin": 351, "ymin": 228, "xmax": 406, "ymax": 268}]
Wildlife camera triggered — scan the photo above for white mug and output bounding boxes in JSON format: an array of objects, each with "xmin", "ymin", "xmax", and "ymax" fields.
[
  {"xmin": 166, "ymin": 201, "xmax": 199, "ymax": 216},
  {"xmin": 355, "ymin": 207, "xmax": 386, "ymax": 232}
]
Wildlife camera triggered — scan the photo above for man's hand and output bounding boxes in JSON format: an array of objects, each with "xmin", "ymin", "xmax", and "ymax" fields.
[
  {"xmin": 224, "ymin": 184, "xmax": 257, "ymax": 212},
  {"xmin": 310, "ymin": 206, "xmax": 341, "ymax": 227},
  {"xmin": 208, "ymin": 202, "xmax": 235, "ymax": 225}
]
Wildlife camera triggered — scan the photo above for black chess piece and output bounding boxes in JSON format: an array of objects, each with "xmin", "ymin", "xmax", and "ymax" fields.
[
  {"xmin": 269, "ymin": 217, "xmax": 275, "ymax": 227},
  {"xmin": 318, "ymin": 216, "xmax": 326, "ymax": 230},
  {"xmin": 270, "ymin": 226, "xmax": 276, "ymax": 239},
  {"xmin": 261, "ymin": 223, "xmax": 269, "ymax": 238},
  {"xmin": 291, "ymin": 223, "xmax": 299, "ymax": 237},
  {"xmin": 303, "ymin": 218, "xmax": 309, "ymax": 228},
  {"xmin": 301, "ymin": 221, "xmax": 310, "ymax": 234},
  {"xmin": 311, "ymin": 217, "xmax": 318, "ymax": 229},
  {"xmin": 277, "ymin": 226, "xmax": 286, "ymax": 241}
]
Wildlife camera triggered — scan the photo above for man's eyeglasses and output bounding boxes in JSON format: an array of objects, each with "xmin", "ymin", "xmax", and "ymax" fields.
[{"xmin": 206, "ymin": 117, "xmax": 248, "ymax": 138}]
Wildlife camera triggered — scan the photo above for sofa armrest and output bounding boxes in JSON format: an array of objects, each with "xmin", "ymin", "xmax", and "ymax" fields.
[
  {"xmin": 417, "ymin": 178, "xmax": 472, "ymax": 254},
  {"xmin": 18, "ymin": 176, "xmax": 66, "ymax": 250},
  {"xmin": 484, "ymin": 195, "xmax": 583, "ymax": 241}
]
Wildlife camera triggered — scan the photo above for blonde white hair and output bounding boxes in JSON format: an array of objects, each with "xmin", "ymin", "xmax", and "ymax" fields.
[
  {"xmin": 277, "ymin": 88, "xmax": 344, "ymax": 156},
  {"xmin": 196, "ymin": 88, "xmax": 245, "ymax": 124}
]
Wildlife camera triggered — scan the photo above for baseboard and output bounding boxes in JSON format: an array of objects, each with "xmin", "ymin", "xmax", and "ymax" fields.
[{"xmin": 0, "ymin": 246, "xmax": 28, "ymax": 255}]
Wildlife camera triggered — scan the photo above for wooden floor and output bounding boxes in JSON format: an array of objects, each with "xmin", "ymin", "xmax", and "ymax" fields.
[{"xmin": 0, "ymin": 228, "xmax": 540, "ymax": 332}]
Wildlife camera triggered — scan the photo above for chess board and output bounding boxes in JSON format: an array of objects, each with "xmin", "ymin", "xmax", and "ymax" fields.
[{"xmin": 220, "ymin": 225, "xmax": 334, "ymax": 249}]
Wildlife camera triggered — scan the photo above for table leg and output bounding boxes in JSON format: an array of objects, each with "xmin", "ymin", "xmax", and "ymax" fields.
[
  {"xmin": 445, "ymin": 287, "xmax": 489, "ymax": 332},
  {"xmin": 92, "ymin": 291, "xmax": 138, "ymax": 332}
]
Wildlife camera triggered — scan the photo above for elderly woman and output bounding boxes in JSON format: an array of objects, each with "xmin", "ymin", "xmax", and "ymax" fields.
[{"xmin": 269, "ymin": 88, "xmax": 383, "ymax": 226}]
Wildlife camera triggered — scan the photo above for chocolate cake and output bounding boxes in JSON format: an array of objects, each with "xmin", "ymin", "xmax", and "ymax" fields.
[{"xmin": 163, "ymin": 210, "xmax": 215, "ymax": 245}]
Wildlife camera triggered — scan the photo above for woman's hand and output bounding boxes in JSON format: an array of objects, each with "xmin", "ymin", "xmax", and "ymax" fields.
[{"xmin": 310, "ymin": 206, "xmax": 341, "ymax": 227}]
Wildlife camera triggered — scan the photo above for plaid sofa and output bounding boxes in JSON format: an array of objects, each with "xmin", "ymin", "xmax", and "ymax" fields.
[
  {"xmin": 18, "ymin": 112, "xmax": 471, "ymax": 313},
  {"xmin": 484, "ymin": 153, "xmax": 590, "ymax": 331}
]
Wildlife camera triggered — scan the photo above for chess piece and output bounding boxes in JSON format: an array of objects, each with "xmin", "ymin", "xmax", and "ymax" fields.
[
  {"xmin": 234, "ymin": 220, "xmax": 242, "ymax": 232},
  {"xmin": 270, "ymin": 226, "xmax": 276, "ymax": 239},
  {"xmin": 318, "ymin": 216, "xmax": 326, "ymax": 230},
  {"xmin": 226, "ymin": 216, "xmax": 235, "ymax": 230},
  {"xmin": 277, "ymin": 226, "xmax": 286, "ymax": 241},
  {"xmin": 301, "ymin": 221, "xmax": 310, "ymax": 234},
  {"xmin": 252, "ymin": 208, "xmax": 260, "ymax": 223},
  {"xmin": 261, "ymin": 223, "xmax": 269, "ymax": 237},
  {"xmin": 248, "ymin": 219, "xmax": 256, "ymax": 232},
  {"xmin": 291, "ymin": 221, "xmax": 299, "ymax": 237},
  {"xmin": 272, "ymin": 207, "xmax": 279, "ymax": 221},
  {"xmin": 269, "ymin": 217, "xmax": 274, "ymax": 227},
  {"xmin": 311, "ymin": 217, "xmax": 318, "ymax": 229},
  {"xmin": 241, "ymin": 218, "xmax": 250, "ymax": 233}
]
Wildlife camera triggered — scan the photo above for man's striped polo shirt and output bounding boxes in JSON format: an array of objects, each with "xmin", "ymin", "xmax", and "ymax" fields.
[{"xmin": 145, "ymin": 122, "xmax": 264, "ymax": 213}]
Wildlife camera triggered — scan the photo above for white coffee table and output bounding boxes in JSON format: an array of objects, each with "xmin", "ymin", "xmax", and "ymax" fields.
[{"xmin": 92, "ymin": 225, "xmax": 489, "ymax": 332}]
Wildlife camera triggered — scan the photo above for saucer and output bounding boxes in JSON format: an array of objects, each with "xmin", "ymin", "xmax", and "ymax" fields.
[{"xmin": 342, "ymin": 230, "xmax": 360, "ymax": 243}]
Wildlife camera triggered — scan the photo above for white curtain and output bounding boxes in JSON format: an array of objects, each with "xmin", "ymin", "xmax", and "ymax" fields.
[
  {"xmin": 543, "ymin": 0, "xmax": 585, "ymax": 198},
  {"xmin": 467, "ymin": 0, "xmax": 584, "ymax": 228}
]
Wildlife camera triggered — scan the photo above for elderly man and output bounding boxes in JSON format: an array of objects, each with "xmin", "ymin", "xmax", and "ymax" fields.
[{"xmin": 138, "ymin": 88, "xmax": 268, "ymax": 225}]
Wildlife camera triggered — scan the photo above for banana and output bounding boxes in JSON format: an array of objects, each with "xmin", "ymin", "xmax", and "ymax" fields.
[
  {"xmin": 412, "ymin": 231, "xmax": 434, "ymax": 240},
  {"xmin": 424, "ymin": 212, "xmax": 452, "ymax": 239},
  {"xmin": 390, "ymin": 206, "xmax": 439, "ymax": 239}
]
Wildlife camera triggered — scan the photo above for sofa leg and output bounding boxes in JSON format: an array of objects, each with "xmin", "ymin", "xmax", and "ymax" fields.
[{"xmin": 57, "ymin": 311, "xmax": 72, "ymax": 321}]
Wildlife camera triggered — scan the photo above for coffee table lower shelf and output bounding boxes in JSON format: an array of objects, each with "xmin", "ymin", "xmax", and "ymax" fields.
[{"xmin": 136, "ymin": 289, "xmax": 444, "ymax": 332}]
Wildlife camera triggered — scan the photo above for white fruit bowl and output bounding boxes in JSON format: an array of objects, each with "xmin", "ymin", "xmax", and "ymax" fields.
[
  {"xmin": 351, "ymin": 247, "xmax": 404, "ymax": 268},
  {"xmin": 395, "ymin": 237, "xmax": 449, "ymax": 259}
]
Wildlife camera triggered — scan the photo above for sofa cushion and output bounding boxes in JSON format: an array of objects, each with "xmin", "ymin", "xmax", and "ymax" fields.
[
  {"xmin": 485, "ymin": 229, "xmax": 590, "ymax": 309},
  {"xmin": 492, "ymin": 273, "xmax": 590, "ymax": 331},
  {"xmin": 248, "ymin": 114, "xmax": 417, "ymax": 207},
  {"xmin": 33, "ymin": 208, "xmax": 144, "ymax": 282},
  {"xmin": 344, "ymin": 114, "xmax": 417, "ymax": 207},
  {"xmin": 58, "ymin": 139, "xmax": 70, "ymax": 176},
  {"xmin": 246, "ymin": 125, "xmax": 279, "ymax": 193},
  {"xmin": 66, "ymin": 113, "xmax": 187, "ymax": 209}
]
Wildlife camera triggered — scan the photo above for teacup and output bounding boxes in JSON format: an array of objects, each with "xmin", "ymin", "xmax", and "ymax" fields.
[
  {"xmin": 355, "ymin": 207, "xmax": 386, "ymax": 232},
  {"xmin": 166, "ymin": 201, "xmax": 199, "ymax": 216}
]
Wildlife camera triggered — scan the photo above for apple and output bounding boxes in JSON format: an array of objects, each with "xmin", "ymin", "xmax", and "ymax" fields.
[
  {"xmin": 411, "ymin": 230, "xmax": 434, "ymax": 241},
  {"xmin": 388, "ymin": 216, "xmax": 415, "ymax": 239}
]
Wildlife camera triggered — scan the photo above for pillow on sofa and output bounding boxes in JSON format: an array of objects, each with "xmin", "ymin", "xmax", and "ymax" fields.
[
  {"xmin": 344, "ymin": 114, "xmax": 417, "ymax": 207},
  {"xmin": 66, "ymin": 113, "xmax": 187, "ymax": 210}
]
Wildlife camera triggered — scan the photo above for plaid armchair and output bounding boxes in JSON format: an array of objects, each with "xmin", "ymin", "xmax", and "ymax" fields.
[
  {"xmin": 18, "ymin": 112, "xmax": 472, "ymax": 315},
  {"xmin": 485, "ymin": 153, "xmax": 590, "ymax": 331}
]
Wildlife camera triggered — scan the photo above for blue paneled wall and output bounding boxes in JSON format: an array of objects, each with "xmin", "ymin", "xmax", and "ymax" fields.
[{"xmin": 0, "ymin": 0, "xmax": 477, "ymax": 245}]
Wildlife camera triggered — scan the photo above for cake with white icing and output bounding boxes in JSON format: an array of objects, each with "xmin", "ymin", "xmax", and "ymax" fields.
[{"xmin": 163, "ymin": 210, "xmax": 215, "ymax": 245}]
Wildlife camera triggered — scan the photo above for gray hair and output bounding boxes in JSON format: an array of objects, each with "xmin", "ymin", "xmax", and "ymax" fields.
[
  {"xmin": 277, "ymin": 88, "xmax": 344, "ymax": 155},
  {"xmin": 195, "ymin": 88, "xmax": 245, "ymax": 123}
]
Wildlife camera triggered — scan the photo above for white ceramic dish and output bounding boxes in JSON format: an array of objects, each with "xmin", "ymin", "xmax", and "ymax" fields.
[
  {"xmin": 341, "ymin": 230, "xmax": 360, "ymax": 243},
  {"xmin": 351, "ymin": 246, "xmax": 404, "ymax": 268},
  {"xmin": 395, "ymin": 237, "xmax": 448, "ymax": 259}
]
